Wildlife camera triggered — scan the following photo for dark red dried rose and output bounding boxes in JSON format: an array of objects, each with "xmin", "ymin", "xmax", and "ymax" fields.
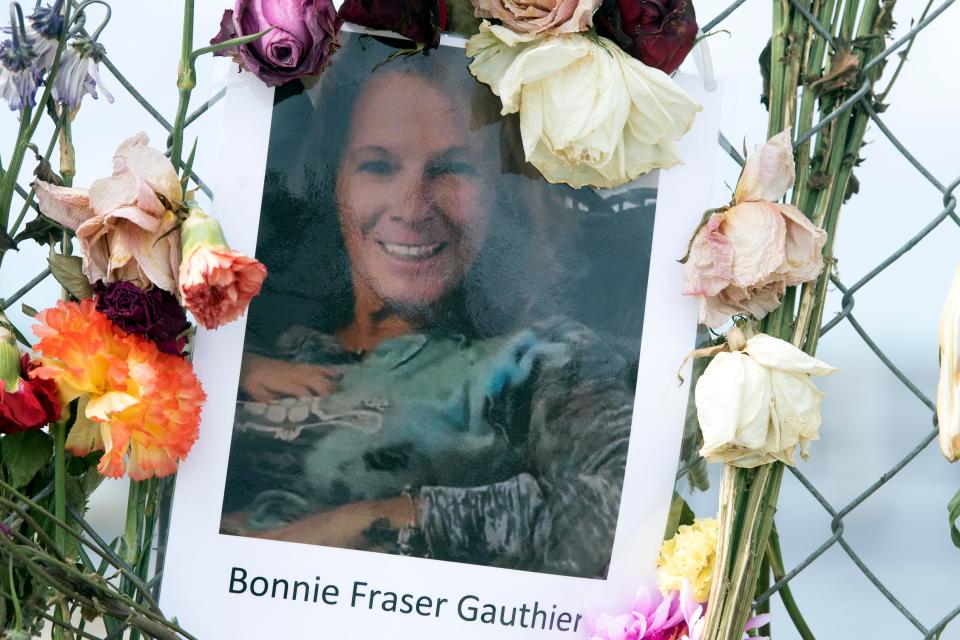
[
  {"xmin": 596, "ymin": 0, "xmax": 698, "ymax": 75},
  {"xmin": 93, "ymin": 281, "xmax": 190, "ymax": 356},
  {"xmin": 0, "ymin": 355, "xmax": 61, "ymax": 433},
  {"xmin": 338, "ymin": 0, "xmax": 448, "ymax": 48}
]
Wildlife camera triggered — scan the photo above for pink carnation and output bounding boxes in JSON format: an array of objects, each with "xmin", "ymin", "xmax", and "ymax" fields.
[
  {"xmin": 587, "ymin": 582, "xmax": 770, "ymax": 640},
  {"xmin": 682, "ymin": 129, "xmax": 826, "ymax": 327},
  {"xmin": 589, "ymin": 584, "xmax": 701, "ymax": 640},
  {"xmin": 178, "ymin": 209, "xmax": 266, "ymax": 330}
]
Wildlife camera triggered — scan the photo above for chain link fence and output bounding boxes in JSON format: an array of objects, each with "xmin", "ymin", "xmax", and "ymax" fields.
[
  {"xmin": 699, "ymin": 1, "xmax": 960, "ymax": 638},
  {"xmin": 0, "ymin": 0, "xmax": 957, "ymax": 638}
]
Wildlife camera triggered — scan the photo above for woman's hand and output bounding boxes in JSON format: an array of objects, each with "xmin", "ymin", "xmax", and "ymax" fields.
[
  {"xmin": 251, "ymin": 497, "xmax": 416, "ymax": 549},
  {"xmin": 240, "ymin": 353, "xmax": 343, "ymax": 402}
]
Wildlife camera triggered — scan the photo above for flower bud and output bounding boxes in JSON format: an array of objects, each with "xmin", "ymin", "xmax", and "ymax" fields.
[
  {"xmin": 0, "ymin": 327, "xmax": 61, "ymax": 433},
  {"xmin": 0, "ymin": 327, "xmax": 21, "ymax": 392},
  {"xmin": 595, "ymin": 0, "xmax": 698, "ymax": 75}
]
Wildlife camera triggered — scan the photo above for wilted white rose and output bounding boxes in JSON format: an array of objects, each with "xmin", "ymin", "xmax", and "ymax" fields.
[
  {"xmin": 696, "ymin": 331, "xmax": 837, "ymax": 467},
  {"xmin": 938, "ymin": 263, "xmax": 960, "ymax": 462},
  {"xmin": 466, "ymin": 22, "xmax": 700, "ymax": 189},
  {"xmin": 682, "ymin": 129, "xmax": 827, "ymax": 327}
]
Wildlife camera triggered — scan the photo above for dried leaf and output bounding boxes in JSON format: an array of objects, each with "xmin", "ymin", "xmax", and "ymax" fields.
[
  {"xmin": 758, "ymin": 39, "xmax": 771, "ymax": 107},
  {"xmin": 48, "ymin": 254, "xmax": 94, "ymax": 300},
  {"xmin": 810, "ymin": 40, "xmax": 862, "ymax": 94},
  {"xmin": 13, "ymin": 215, "xmax": 61, "ymax": 247},
  {"xmin": 844, "ymin": 173, "xmax": 860, "ymax": 203},
  {"xmin": 33, "ymin": 155, "xmax": 64, "ymax": 186},
  {"xmin": 0, "ymin": 226, "xmax": 17, "ymax": 252},
  {"xmin": 808, "ymin": 172, "xmax": 830, "ymax": 190}
]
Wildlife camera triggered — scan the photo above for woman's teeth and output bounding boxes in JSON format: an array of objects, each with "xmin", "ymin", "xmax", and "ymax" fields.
[{"xmin": 379, "ymin": 241, "xmax": 445, "ymax": 259}]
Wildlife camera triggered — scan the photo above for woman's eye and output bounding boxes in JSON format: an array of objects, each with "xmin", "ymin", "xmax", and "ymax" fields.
[
  {"xmin": 357, "ymin": 159, "xmax": 395, "ymax": 176},
  {"xmin": 428, "ymin": 161, "xmax": 478, "ymax": 178}
]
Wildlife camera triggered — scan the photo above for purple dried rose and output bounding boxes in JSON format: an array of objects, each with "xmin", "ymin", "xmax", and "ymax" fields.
[
  {"xmin": 338, "ymin": 0, "xmax": 448, "ymax": 48},
  {"xmin": 211, "ymin": 0, "xmax": 342, "ymax": 87},
  {"xmin": 596, "ymin": 0, "xmax": 698, "ymax": 75},
  {"xmin": 93, "ymin": 281, "xmax": 190, "ymax": 356}
]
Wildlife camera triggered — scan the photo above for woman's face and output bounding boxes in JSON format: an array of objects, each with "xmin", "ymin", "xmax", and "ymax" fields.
[{"xmin": 336, "ymin": 72, "xmax": 495, "ymax": 313}]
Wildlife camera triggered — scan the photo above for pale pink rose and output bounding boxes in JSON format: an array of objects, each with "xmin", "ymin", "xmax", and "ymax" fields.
[
  {"xmin": 471, "ymin": 0, "xmax": 600, "ymax": 34},
  {"xmin": 682, "ymin": 130, "xmax": 826, "ymax": 327},
  {"xmin": 178, "ymin": 209, "xmax": 266, "ymax": 330},
  {"xmin": 34, "ymin": 133, "xmax": 182, "ymax": 293},
  {"xmin": 734, "ymin": 128, "xmax": 795, "ymax": 203}
]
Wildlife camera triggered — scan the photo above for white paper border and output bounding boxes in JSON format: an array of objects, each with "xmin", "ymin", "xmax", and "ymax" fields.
[{"xmin": 159, "ymin": 53, "xmax": 722, "ymax": 638}]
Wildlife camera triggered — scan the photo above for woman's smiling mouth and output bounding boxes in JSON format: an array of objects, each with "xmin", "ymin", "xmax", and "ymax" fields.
[{"xmin": 377, "ymin": 240, "xmax": 447, "ymax": 261}]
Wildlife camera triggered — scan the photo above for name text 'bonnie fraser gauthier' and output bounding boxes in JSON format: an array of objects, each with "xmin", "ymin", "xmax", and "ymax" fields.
[{"xmin": 228, "ymin": 567, "xmax": 585, "ymax": 633}]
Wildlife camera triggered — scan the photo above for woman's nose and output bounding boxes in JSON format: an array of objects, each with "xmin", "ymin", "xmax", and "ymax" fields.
[{"xmin": 389, "ymin": 171, "xmax": 436, "ymax": 226}]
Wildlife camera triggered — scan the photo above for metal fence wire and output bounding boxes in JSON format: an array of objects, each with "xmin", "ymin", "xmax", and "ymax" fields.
[{"xmin": 0, "ymin": 0, "xmax": 958, "ymax": 638}]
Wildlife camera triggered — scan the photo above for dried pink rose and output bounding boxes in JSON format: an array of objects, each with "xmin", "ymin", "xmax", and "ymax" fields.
[
  {"xmin": 682, "ymin": 129, "xmax": 826, "ymax": 328},
  {"xmin": 471, "ymin": 0, "xmax": 601, "ymax": 34},
  {"xmin": 34, "ymin": 133, "xmax": 182, "ymax": 293}
]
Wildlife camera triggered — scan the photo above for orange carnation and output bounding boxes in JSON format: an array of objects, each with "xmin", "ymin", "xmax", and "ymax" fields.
[{"xmin": 31, "ymin": 299, "xmax": 205, "ymax": 480}]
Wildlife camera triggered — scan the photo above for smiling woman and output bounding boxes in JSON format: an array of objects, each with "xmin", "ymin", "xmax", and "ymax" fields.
[
  {"xmin": 335, "ymin": 70, "xmax": 494, "ymax": 330},
  {"xmin": 219, "ymin": 32, "xmax": 658, "ymax": 579}
]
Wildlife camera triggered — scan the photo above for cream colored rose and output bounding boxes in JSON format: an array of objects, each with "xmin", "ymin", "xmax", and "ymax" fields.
[
  {"xmin": 471, "ymin": 0, "xmax": 600, "ymax": 35},
  {"xmin": 656, "ymin": 517, "xmax": 718, "ymax": 603},
  {"xmin": 696, "ymin": 331, "xmax": 837, "ymax": 467},
  {"xmin": 466, "ymin": 22, "xmax": 701, "ymax": 189},
  {"xmin": 34, "ymin": 133, "xmax": 182, "ymax": 293},
  {"xmin": 682, "ymin": 129, "xmax": 827, "ymax": 327},
  {"xmin": 938, "ymin": 263, "xmax": 960, "ymax": 462}
]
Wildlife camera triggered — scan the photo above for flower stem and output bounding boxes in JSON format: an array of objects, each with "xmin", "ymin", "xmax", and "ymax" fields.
[
  {"xmin": 767, "ymin": 523, "xmax": 817, "ymax": 640},
  {"xmin": 169, "ymin": 0, "xmax": 196, "ymax": 171},
  {"xmin": 51, "ymin": 417, "xmax": 67, "ymax": 640}
]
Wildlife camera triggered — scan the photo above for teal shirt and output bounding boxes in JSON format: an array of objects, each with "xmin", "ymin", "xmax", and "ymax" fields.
[{"xmin": 224, "ymin": 317, "xmax": 634, "ymax": 578}]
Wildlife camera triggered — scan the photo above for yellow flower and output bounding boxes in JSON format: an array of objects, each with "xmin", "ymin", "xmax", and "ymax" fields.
[{"xmin": 656, "ymin": 517, "xmax": 719, "ymax": 603}]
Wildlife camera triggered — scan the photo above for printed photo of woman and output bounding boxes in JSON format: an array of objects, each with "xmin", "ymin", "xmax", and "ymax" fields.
[{"xmin": 219, "ymin": 32, "xmax": 658, "ymax": 580}]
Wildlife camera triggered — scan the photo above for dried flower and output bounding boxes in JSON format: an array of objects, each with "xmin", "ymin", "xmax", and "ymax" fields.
[
  {"xmin": 937, "ymin": 262, "xmax": 960, "ymax": 462},
  {"xmin": 93, "ymin": 281, "xmax": 190, "ymax": 356},
  {"xmin": 338, "ymin": 0, "xmax": 448, "ymax": 47},
  {"xmin": 178, "ymin": 209, "xmax": 266, "ymax": 330},
  {"xmin": 52, "ymin": 36, "xmax": 113, "ymax": 109},
  {"xmin": 471, "ymin": 0, "xmax": 600, "ymax": 35},
  {"xmin": 595, "ymin": 0, "xmax": 698, "ymax": 75},
  {"xmin": 0, "ymin": 36, "xmax": 40, "ymax": 111},
  {"xmin": 695, "ymin": 329, "xmax": 836, "ymax": 468},
  {"xmin": 23, "ymin": 2, "xmax": 65, "ymax": 71},
  {"xmin": 35, "ymin": 133, "xmax": 182, "ymax": 292},
  {"xmin": 31, "ymin": 299, "xmax": 205, "ymax": 480},
  {"xmin": 467, "ymin": 22, "xmax": 700, "ymax": 189},
  {"xmin": 211, "ymin": 0, "xmax": 342, "ymax": 87},
  {"xmin": 682, "ymin": 129, "xmax": 827, "ymax": 328},
  {"xmin": 656, "ymin": 518, "xmax": 718, "ymax": 602},
  {"xmin": 0, "ymin": 329, "xmax": 61, "ymax": 433}
]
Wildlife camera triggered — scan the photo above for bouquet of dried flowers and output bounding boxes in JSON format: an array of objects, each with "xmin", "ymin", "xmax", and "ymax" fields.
[{"xmin": 0, "ymin": 1, "xmax": 269, "ymax": 637}]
